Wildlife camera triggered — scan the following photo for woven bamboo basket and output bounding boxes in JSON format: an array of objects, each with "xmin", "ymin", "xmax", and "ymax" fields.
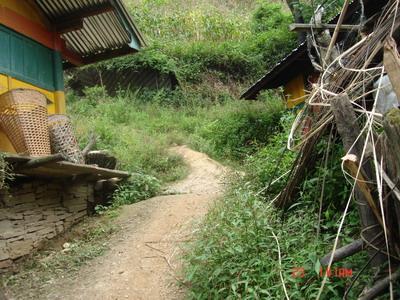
[
  {"xmin": 48, "ymin": 114, "xmax": 84, "ymax": 164},
  {"xmin": 0, "ymin": 89, "xmax": 51, "ymax": 156}
]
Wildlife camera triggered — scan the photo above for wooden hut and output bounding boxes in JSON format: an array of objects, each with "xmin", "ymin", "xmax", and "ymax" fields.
[
  {"xmin": 0, "ymin": 0, "xmax": 145, "ymax": 152},
  {"xmin": 241, "ymin": 0, "xmax": 386, "ymax": 108},
  {"xmin": 0, "ymin": 0, "xmax": 145, "ymax": 271}
]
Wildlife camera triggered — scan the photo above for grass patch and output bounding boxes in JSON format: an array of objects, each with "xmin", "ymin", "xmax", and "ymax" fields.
[
  {"xmin": 183, "ymin": 114, "xmax": 371, "ymax": 299},
  {"xmin": 183, "ymin": 189, "xmax": 367, "ymax": 299},
  {"xmin": 68, "ymin": 87, "xmax": 285, "ymax": 176}
]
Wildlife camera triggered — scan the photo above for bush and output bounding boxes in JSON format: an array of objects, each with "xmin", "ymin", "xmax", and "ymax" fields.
[
  {"xmin": 68, "ymin": 89, "xmax": 188, "ymax": 183},
  {"xmin": 199, "ymin": 97, "xmax": 285, "ymax": 160},
  {"xmin": 166, "ymin": 41, "xmax": 262, "ymax": 83},
  {"xmin": 184, "ymin": 117, "xmax": 367, "ymax": 299},
  {"xmin": 184, "ymin": 186, "xmax": 367, "ymax": 299},
  {"xmin": 244, "ymin": 113, "xmax": 296, "ymax": 195},
  {"xmin": 112, "ymin": 174, "xmax": 161, "ymax": 207},
  {"xmin": 252, "ymin": 2, "xmax": 292, "ymax": 32}
]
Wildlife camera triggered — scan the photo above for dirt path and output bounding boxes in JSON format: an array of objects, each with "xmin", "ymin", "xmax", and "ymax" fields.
[{"xmin": 40, "ymin": 146, "xmax": 227, "ymax": 300}]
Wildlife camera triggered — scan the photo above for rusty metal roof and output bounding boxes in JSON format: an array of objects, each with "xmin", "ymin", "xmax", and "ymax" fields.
[{"xmin": 34, "ymin": 0, "xmax": 145, "ymax": 67}]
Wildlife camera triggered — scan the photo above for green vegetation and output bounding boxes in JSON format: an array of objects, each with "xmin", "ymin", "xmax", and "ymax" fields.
[
  {"xmin": 112, "ymin": 173, "xmax": 162, "ymax": 207},
  {"xmin": 69, "ymin": 86, "xmax": 285, "ymax": 177},
  {"xmin": 8, "ymin": 0, "xmax": 369, "ymax": 298},
  {"xmin": 63, "ymin": 1, "xmax": 365, "ymax": 298},
  {"xmin": 183, "ymin": 119, "xmax": 368, "ymax": 299},
  {"xmin": 90, "ymin": 0, "xmax": 296, "ymax": 88}
]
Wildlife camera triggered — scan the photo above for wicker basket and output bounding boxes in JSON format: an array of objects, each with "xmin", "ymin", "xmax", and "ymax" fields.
[
  {"xmin": 48, "ymin": 115, "xmax": 84, "ymax": 164},
  {"xmin": 0, "ymin": 89, "xmax": 51, "ymax": 156}
]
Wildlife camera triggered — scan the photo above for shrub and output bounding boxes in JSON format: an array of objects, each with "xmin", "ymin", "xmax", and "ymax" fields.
[
  {"xmin": 112, "ymin": 174, "xmax": 161, "ymax": 207},
  {"xmin": 244, "ymin": 113, "xmax": 296, "ymax": 195},
  {"xmin": 251, "ymin": 2, "xmax": 293, "ymax": 33},
  {"xmin": 184, "ymin": 186, "xmax": 367, "ymax": 299},
  {"xmin": 199, "ymin": 97, "xmax": 285, "ymax": 160},
  {"xmin": 68, "ymin": 90, "xmax": 188, "ymax": 183},
  {"xmin": 184, "ymin": 117, "xmax": 367, "ymax": 299}
]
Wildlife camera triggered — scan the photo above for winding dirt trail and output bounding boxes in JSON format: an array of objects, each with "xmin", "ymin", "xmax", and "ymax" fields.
[{"xmin": 41, "ymin": 146, "xmax": 227, "ymax": 300}]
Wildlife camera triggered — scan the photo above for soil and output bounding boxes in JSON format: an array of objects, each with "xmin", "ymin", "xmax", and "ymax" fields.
[{"xmin": 20, "ymin": 146, "xmax": 227, "ymax": 300}]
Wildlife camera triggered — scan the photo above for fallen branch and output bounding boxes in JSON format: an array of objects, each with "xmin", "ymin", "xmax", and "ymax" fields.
[
  {"xmin": 82, "ymin": 133, "xmax": 97, "ymax": 158},
  {"xmin": 320, "ymin": 239, "xmax": 364, "ymax": 266},
  {"xmin": 358, "ymin": 268, "xmax": 400, "ymax": 300},
  {"xmin": 144, "ymin": 243, "xmax": 166, "ymax": 254}
]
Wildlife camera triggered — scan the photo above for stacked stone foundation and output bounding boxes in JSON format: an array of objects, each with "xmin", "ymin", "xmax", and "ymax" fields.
[{"xmin": 0, "ymin": 179, "xmax": 94, "ymax": 271}]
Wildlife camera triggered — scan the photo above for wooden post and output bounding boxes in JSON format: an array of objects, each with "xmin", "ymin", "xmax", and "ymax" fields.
[
  {"xmin": 384, "ymin": 38, "xmax": 400, "ymax": 102},
  {"xmin": 331, "ymin": 94, "xmax": 385, "ymax": 266},
  {"xmin": 382, "ymin": 108, "xmax": 400, "ymax": 254},
  {"xmin": 289, "ymin": 23, "xmax": 362, "ymax": 32}
]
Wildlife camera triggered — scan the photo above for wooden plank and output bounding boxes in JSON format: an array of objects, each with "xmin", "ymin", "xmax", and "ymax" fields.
[
  {"xmin": 331, "ymin": 94, "xmax": 386, "ymax": 266},
  {"xmin": 384, "ymin": 38, "xmax": 400, "ymax": 102},
  {"xmin": 54, "ymin": 2, "xmax": 114, "ymax": 33},
  {"xmin": 289, "ymin": 23, "xmax": 362, "ymax": 32},
  {"xmin": 3, "ymin": 153, "xmax": 129, "ymax": 179},
  {"xmin": 2, "ymin": 153, "xmax": 31, "ymax": 163},
  {"xmin": 54, "ymin": 161, "xmax": 130, "ymax": 178},
  {"xmin": 15, "ymin": 154, "xmax": 64, "ymax": 170},
  {"xmin": 56, "ymin": 19, "xmax": 83, "ymax": 34},
  {"xmin": 325, "ymin": 0, "xmax": 351, "ymax": 62}
]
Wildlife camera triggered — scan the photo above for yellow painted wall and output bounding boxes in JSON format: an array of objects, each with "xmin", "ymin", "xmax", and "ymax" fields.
[
  {"xmin": 0, "ymin": 1, "xmax": 66, "ymax": 154},
  {"xmin": 284, "ymin": 74, "xmax": 306, "ymax": 109},
  {"xmin": 0, "ymin": 74, "xmax": 66, "ymax": 153}
]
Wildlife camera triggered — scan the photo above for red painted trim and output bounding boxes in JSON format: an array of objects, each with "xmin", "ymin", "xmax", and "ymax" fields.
[
  {"xmin": 0, "ymin": 6, "xmax": 83, "ymax": 66},
  {"xmin": 61, "ymin": 43, "xmax": 83, "ymax": 67}
]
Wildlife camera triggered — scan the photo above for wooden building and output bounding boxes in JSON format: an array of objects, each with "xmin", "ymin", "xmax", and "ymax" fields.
[
  {"xmin": 0, "ymin": 0, "xmax": 145, "ymax": 271},
  {"xmin": 241, "ymin": 0, "xmax": 386, "ymax": 108},
  {"xmin": 0, "ymin": 0, "xmax": 145, "ymax": 152}
]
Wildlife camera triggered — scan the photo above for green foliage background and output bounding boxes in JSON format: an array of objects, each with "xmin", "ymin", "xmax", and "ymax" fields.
[
  {"xmin": 89, "ymin": 1, "xmax": 297, "ymax": 89},
  {"xmin": 64, "ymin": 1, "xmax": 375, "ymax": 299}
]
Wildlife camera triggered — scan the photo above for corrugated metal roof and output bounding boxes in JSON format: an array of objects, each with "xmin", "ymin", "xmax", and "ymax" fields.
[
  {"xmin": 34, "ymin": 0, "xmax": 145, "ymax": 66},
  {"xmin": 240, "ymin": 41, "xmax": 308, "ymax": 100}
]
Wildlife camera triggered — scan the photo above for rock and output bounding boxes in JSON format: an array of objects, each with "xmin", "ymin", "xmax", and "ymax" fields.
[
  {"xmin": 0, "ymin": 240, "xmax": 9, "ymax": 261},
  {"xmin": 8, "ymin": 240, "xmax": 33, "ymax": 259},
  {"xmin": 0, "ymin": 259, "xmax": 12, "ymax": 269}
]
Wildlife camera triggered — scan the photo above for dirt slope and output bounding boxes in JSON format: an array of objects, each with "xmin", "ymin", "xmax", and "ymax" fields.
[{"xmin": 36, "ymin": 146, "xmax": 227, "ymax": 300}]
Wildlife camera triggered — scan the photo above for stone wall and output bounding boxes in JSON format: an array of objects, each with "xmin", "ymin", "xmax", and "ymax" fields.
[{"xmin": 0, "ymin": 179, "xmax": 94, "ymax": 270}]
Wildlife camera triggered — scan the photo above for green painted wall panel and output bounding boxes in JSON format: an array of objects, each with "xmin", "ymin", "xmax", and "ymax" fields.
[
  {"xmin": 25, "ymin": 42, "xmax": 38, "ymax": 80},
  {"xmin": 10, "ymin": 36, "xmax": 25, "ymax": 76},
  {"xmin": 0, "ymin": 25, "xmax": 63, "ymax": 91},
  {"xmin": 0, "ymin": 30, "xmax": 10, "ymax": 71}
]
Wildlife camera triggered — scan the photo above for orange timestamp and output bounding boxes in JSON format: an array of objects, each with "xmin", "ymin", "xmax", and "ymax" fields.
[{"xmin": 291, "ymin": 267, "xmax": 353, "ymax": 278}]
